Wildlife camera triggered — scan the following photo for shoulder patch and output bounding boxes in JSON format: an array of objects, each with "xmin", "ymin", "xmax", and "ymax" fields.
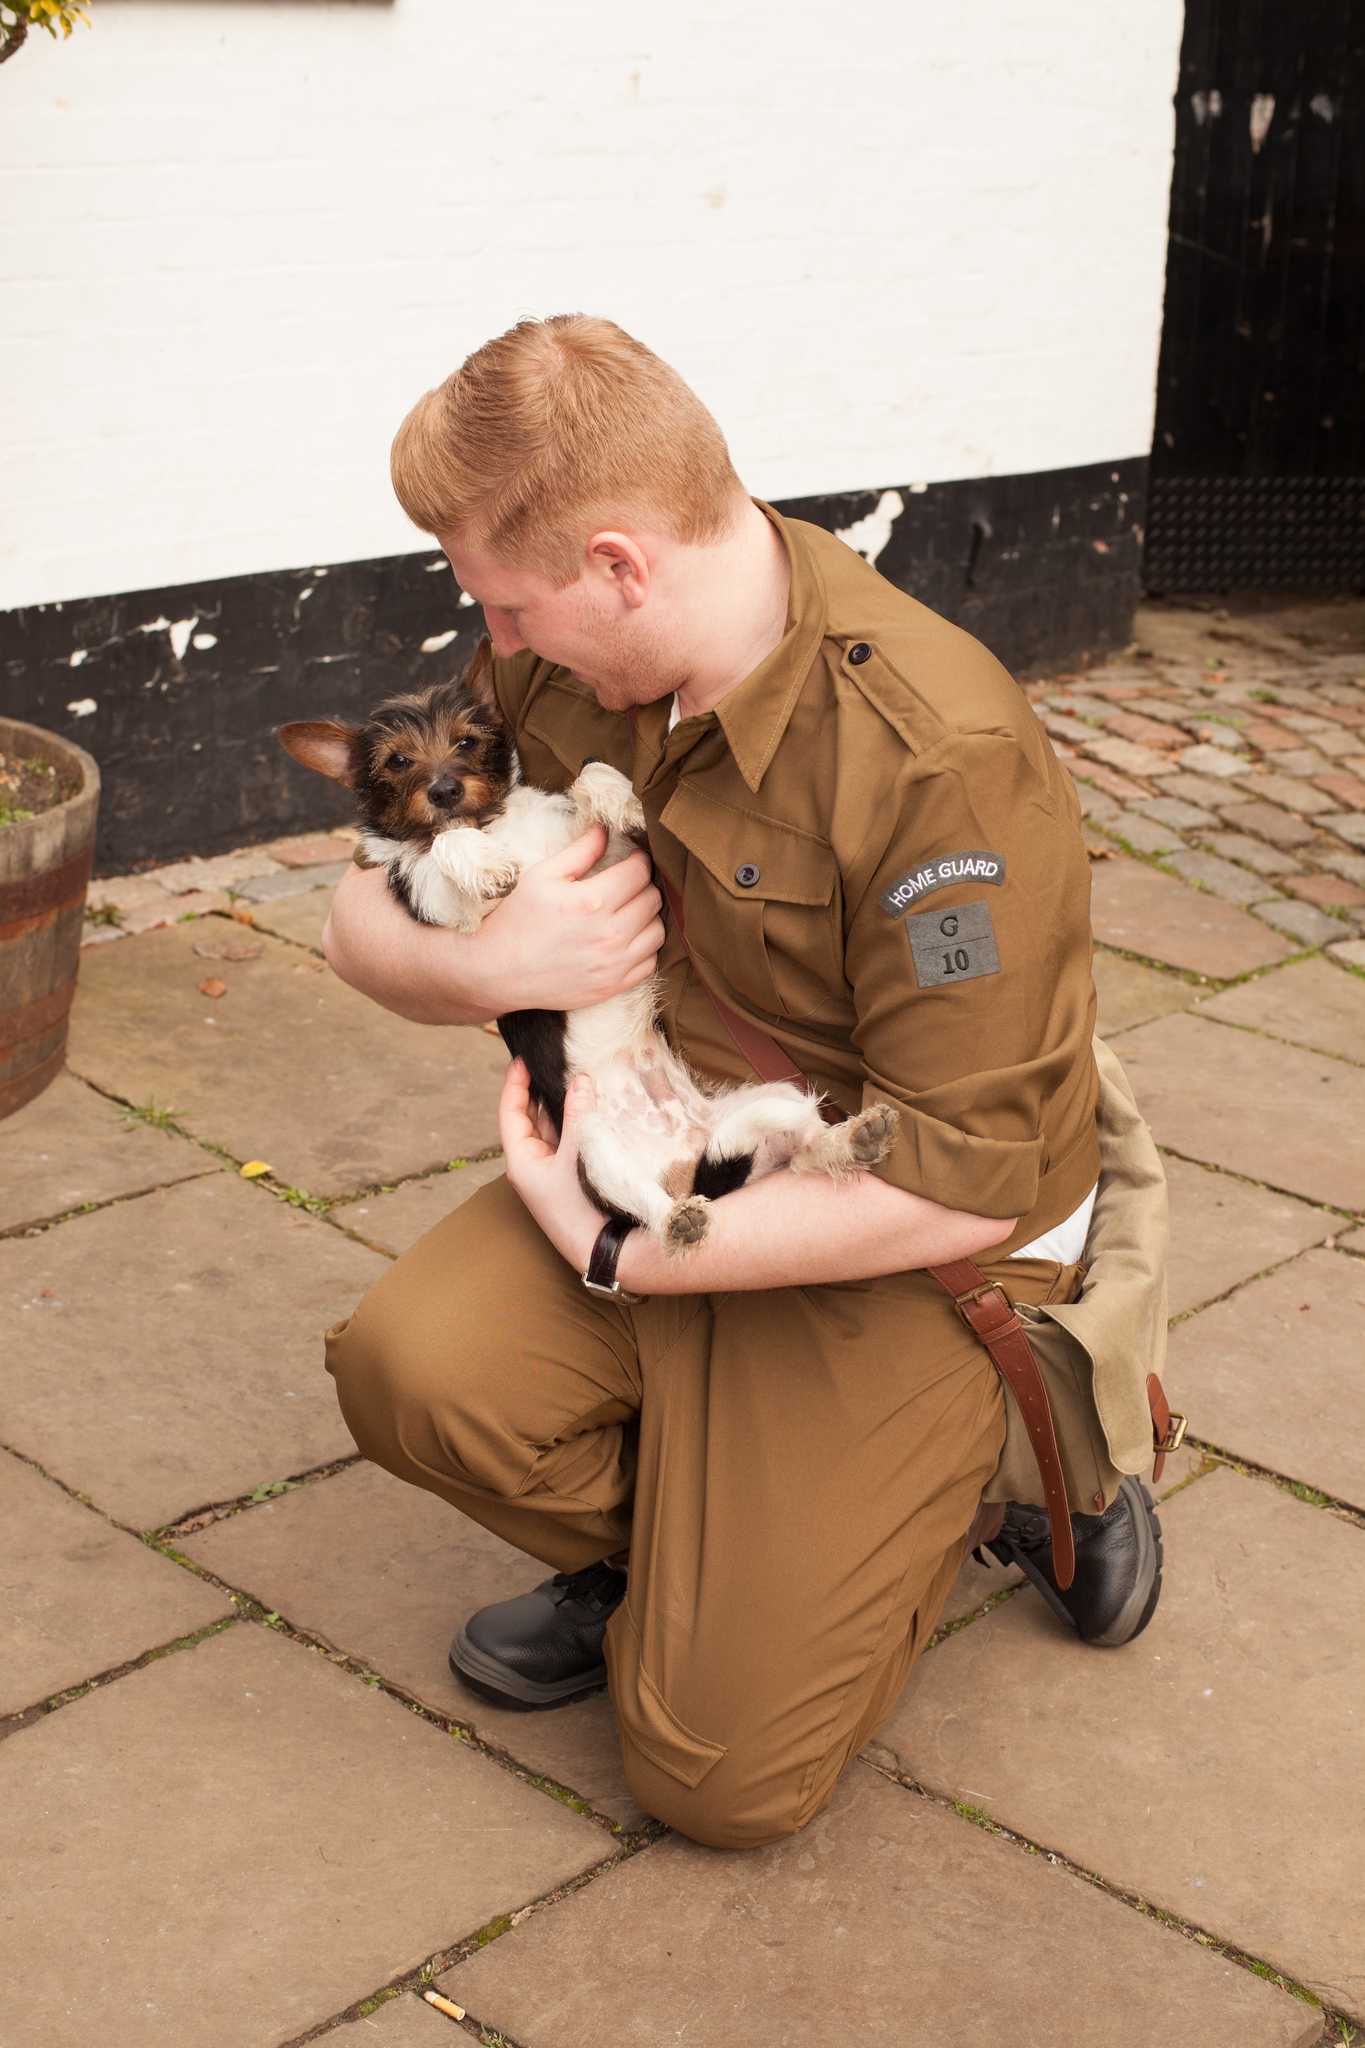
[
  {"xmin": 904, "ymin": 899, "xmax": 1000, "ymax": 987},
  {"xmin": 880, "ymin": 851, "xmax": 1006, "ymax": 916}
]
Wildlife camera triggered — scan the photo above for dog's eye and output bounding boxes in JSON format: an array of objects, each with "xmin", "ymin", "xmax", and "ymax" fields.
[
  {"xmin": 455, "ymin": 734, "xmax": 478, "ymax": 753},
  {"xmin": 386, "ymin": 751, "xmax": 412, "ymax": 772}
]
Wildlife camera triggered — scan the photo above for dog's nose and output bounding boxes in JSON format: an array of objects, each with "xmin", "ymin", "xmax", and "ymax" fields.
[{"xmin": 428, "ymin": 776, "xmax": 464, "ymax": 809}]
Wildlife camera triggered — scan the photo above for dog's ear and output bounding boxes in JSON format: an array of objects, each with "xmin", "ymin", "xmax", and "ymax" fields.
[
  {"xmin": 462, "ymin": 635, "xmax": 499, "ymax": 715},
  {"xmin": 277, "ymin": 720, "xmax": 363, "ymax": 787}
]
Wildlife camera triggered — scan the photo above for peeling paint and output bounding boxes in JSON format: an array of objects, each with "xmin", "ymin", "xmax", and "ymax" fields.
[
  {"xmin": 457, "ymin": 589, "xmax": 476, "ymax": 608},
  {"xmin": 1310, "ymin": 93, "xmax": 1334, "ymax": 123},
  {"xmin": 1191, "ymin": 88, "xmax": 1223, "ymax": 125},
  {"xmin": 168, "ymin": 617, "xmax": 197, "ymax": 661},
  {"xmin": 298, "ymin": 586, "xmax": 314, "ymax": 603},
  {"xmin": 66, "ymin": 697, "xmax": 97, "ymax": 717},
  {"xmin": 424, "ymin": 559, "xmax": 450, "ymax": 573},
  {"xmin": 138, "ymin": 615, "xmax": 171, "ymax": 636},
  {"xmin": 192, "ymin": 632, "xmax": 218, "ymax": 651},
  {"xmin": 1249, "ymin": 94, "xmax": 1275, "ymax": 153},
  {"xmin": 908, "ymin": 481, "xmax": 928, "ymax": 495},
  {"xmin": 420, "ymin": 628, "xmax": 458, "ymax": 654},
  {"xmin": 68, "ymin": 648, "xmax": 87, "ymax": 667},
  {"xmin": 835, "ymin": 488, "xmax": 905, "ymax": 568}
]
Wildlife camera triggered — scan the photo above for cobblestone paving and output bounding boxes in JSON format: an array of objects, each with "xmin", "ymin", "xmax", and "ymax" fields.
[{"xmin": 2, "ymin": 603, "xmax": 1362, "ymax": 2046}]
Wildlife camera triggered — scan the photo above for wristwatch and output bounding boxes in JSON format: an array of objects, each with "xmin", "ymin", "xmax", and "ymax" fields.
[{"xmin": 582, "ymin": 1214, "xmax": 643, "ymax": 1303}]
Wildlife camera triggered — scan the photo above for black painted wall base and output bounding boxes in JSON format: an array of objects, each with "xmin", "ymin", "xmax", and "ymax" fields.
[{"xmin": 0, "ymin": 456, "xmax": 1146, "ymax": 873}]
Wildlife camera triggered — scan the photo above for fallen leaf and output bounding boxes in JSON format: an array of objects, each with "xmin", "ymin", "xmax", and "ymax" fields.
[
  {"xmin": 240, "ymin": 1160, "xmax": 272, "ymax": 1179},
  {"xmin": 229, "ymin": 907, "xmax": 256, "ymax": 926},
  {"xmin": 193, "ymin": 937, "xmax": 263, "ymax": 962},
  {"xmin": 1087, "ymin": 844, "xmax": 1117, "ymax": 861},
  {"xmin": 198, "ymin": 976, "xmax": 227, "ymax": 998}
]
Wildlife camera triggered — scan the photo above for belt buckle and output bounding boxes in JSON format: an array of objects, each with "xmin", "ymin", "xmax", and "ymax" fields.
[
  {"xmin": 952, "ymin": 1279, "xmax": 1011, "ymax": 1329},
  {"xmin": 1158, "ymin": 1411, "xmax": 1189, "ymax": 1454}
]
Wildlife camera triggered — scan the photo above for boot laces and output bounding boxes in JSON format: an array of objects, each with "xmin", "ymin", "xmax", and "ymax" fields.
[{"xmin": 549, "ymin": 1561, "xmax": 626, "ymax": 1613}]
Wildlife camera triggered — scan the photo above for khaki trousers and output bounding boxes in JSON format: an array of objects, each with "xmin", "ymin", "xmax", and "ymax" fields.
[{"xmin": 325, "ymin": 1175, "xmax": 1081, "ymax": 1850}]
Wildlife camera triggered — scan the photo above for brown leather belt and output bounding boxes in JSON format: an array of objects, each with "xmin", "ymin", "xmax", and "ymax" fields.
[{"xmin": 654, "ymin": 868, "xmax": 1080, "ymax": 1588}]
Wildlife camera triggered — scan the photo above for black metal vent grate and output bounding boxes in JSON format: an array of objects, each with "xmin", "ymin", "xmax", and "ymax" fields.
[{"xmin": 1145, "ymin": 475, "xmax": 1365, "ymax": 593}]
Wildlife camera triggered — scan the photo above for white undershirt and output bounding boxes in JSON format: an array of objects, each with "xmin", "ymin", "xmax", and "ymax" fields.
[{"xmin": 664, "ymin": 695, "xmax": 1098, "ymax": 1264}]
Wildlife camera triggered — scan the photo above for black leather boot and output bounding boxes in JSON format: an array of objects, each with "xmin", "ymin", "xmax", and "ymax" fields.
[
  {"xmin": 985, "ymin": 1476, "xmax": 1163, "ymax": 1647},
  {"xmin": 448, "ymin": 1559, "xmax": 627, "ymax": 1710}
]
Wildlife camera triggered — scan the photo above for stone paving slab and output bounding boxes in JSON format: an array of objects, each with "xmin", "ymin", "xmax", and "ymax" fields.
[
  {"xmin": 0, "ymin": 1173, "xmax": 384, "ymax": 1528},
  {"xmin": 0, "ymin": 1449, "xmax": 231, "ymax": 1716},
  {"xmin": 330, "ymin": 1996, "xmax": 456, "ymax": 2043},
  {"xmin": 1093, "ymin": 951, "xmax": 1201, "ymax": 1036},
  {"xmin": 1195, "ymin": 955, "xmax": 1365, "ymax": 1066},
  {"xmin": 180, "ymin": 1461, "xmax": 649, "ymax": 1829},
  {"xmin": 341, "ymin": 1157, "xmax": 506, "ymax": 1255},
  {"xmin": 1168, "ymin": 1248, "xmax": 1365, "ymax": 1507},
  {"xmin": 869, "ymin": 1470, "xmax": 1365, "ymax": 2015},
  {"xmin": 443, "ymin": 1759, "xmax": 1318, "ymax": 2048},
  {"xmin": 2, "ymin": 1623, "xmax": 607, "ymax": 2048},
  {"xmin": 0, "ymin": 1071, "xmax": 215, "ymax": 1234},
  {"xmin": 1089, "ymin": 856, "xmax": 1293, "ymax": 978},
  {"xmin": 243, "ymin": 885, "xmax": 332, "ymax": 952},
  {"xmin": 1114, "ymin": 1011, "xmax": 1365, "ymax": 1210},
  {"xmin": 1163, "ymin": 1154, "xmax": 1337, "ymax": 1318},
  {"xmin": 67, "ymin": 922, "xmax": 506, "ymax": 1196}
]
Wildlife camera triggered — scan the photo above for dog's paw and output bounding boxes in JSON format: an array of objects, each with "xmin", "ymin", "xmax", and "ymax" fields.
[
  {"xmin": 574, "ymin": 760, "xmax": 646, "ymax": 837},
  {"xmin": 844, "ymin": 1102, "xmax": 900, "ymax": 1167},
  {"xmin": 477, "ymin": 856, "xmax": 520, "ymax": 901},
  {"xmin": 663, "ymin": 1195, "xmax": 711, "ymax": 1254}
]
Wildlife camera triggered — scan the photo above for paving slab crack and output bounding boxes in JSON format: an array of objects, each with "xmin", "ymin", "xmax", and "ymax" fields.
[
  {"xmin": 275, "ymin": 1827, "xmax": 666, "ymax": 2046},
  {"xmin": 862, "ymin": 1755, "xmax": 1360, "ymax": 2028}
]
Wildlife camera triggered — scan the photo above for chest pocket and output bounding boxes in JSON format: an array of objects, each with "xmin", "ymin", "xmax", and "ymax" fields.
[
  {"xmin": 518, "ymin": 677, "xmax": 633, "ymax": 795},
  {"xmin": 660, "ymin": 780, "xmax": 849, "ymax": 1027}
]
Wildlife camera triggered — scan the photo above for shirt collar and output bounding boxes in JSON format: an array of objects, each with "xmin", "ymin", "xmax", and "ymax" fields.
[{"xmin": 712, "ymin": 500, "xmax": 828, "ymax": 794}]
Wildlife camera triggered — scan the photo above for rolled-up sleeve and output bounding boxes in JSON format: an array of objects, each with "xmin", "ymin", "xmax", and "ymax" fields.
[{"xmin": 845, "ymin": 729, "xmax": 1092, "ymax": 1220}]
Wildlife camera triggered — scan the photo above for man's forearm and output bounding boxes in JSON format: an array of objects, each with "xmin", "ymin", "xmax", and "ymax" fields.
[
  {"xmin": 614, "ymin": 1166, "xmax": 1016, "ymax": 1296},
  {"xmin": 322, "ymin": 864, "xmax": 500, "ymax": 1027}
]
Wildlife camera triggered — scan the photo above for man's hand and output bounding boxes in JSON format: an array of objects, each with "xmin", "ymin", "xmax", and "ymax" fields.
[
  {"xmin": 499, "ymin": 1058, "xmax": 603, "ymax": 1273},
  {"xmin": 322, "ymin": 824, "xmax": 664, "ymax": 1026}
]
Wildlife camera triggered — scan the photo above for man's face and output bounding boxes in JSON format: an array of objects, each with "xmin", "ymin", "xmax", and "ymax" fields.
[{"xmin": 440, "ymin": 530, "xmax": 688, "ymax": 712}]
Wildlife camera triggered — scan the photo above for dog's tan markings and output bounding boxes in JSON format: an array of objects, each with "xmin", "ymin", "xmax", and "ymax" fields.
[{"xmin": 660, "ymin": 1158, "xmax": 696, "ymax": 1202}]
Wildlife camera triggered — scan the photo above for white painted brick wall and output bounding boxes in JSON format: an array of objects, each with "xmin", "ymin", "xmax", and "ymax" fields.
[{"xmin": 1, "ymin": 0, "xmax": 1183, "ymax": 611}]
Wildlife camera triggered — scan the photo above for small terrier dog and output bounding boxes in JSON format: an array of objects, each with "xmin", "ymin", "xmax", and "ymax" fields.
[{"xmin": 279, "ymin": 641, "xmax": 898, "ymax": 1250}]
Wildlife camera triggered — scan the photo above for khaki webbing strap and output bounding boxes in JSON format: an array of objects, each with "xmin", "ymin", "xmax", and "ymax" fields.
[{"xmin": 652, "ymin": 856, "xmax": 1078, "ymax": 1587}]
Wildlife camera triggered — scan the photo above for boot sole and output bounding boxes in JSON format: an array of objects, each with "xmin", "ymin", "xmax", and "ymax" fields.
[
  {"xmin": 448, "ymin": 1628, "xmax": 608, "ymax": 1711},
  {"xmin": 1007, "ymin": 1478, "xmax": 1163, "ymax": 1648}
]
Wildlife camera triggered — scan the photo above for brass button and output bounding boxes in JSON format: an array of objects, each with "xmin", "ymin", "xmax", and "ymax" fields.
[
  {"xmin": 849, "ymin": 642, "xmax": 872, "ymax": 665},
  {"xmin": 735, "ymin": 863, "xmax": 760, "ymax": 888}
]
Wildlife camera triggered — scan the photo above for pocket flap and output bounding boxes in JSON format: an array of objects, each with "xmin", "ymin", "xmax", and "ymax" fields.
[
  {"xmin": 520, "ymin": 678, "xmax": 633, "ymax": 779},
  {"xmin": 608, "ymin": 1606, "xmax": 728, "ymax": 1791},
  {"xmin": 661, "ymin": 780, "xmax": 835, "ymax": 906}
]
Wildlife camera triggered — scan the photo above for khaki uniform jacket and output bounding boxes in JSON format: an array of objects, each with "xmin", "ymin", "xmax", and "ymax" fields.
[
  {"xmin": 493, "ymin": 501, "xmax": 1100, "ymax": 1253},
  {"xmin": 490, "ymin": 502, "xmax": 1168, "ymax": 1491}
]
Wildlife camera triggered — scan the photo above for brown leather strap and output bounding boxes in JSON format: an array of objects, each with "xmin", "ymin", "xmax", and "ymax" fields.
[
  {"xmin": 650, "ymin": 831, "xmax": 1078, "ymax": 1586},
  {"xmin": 928, "ymin": 1257, "xmax": 1077, "ymax": 1590},
  {"xmin": 659, "ymin": 871, "xmax": 820, "ymax": 1093}
]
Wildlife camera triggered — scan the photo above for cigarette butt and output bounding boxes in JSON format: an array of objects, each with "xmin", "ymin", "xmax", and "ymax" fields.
[{"xmin": 422, "ymin": 1989, "xmax": 467, "ymax": 2021}]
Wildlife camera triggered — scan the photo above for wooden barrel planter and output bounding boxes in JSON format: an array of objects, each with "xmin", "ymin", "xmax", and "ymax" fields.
[{"xmin": 0, "ymin": 718, "xmax": 101, "ymax": 1119}]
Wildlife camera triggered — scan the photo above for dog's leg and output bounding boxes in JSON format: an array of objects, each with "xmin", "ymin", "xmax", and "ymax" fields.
[
  {"xmin": 702, "ymin": 1085, "xmax": 830, "ymax": 1175},
  {"xmin": 577, "ymin": 1111, "xmax": 710, "ymax": 1251},
  {"xmin": 788, "ymin": 1103, "xmax": 901, "ymax": 1180},
  {"xmin": 569, "ymin": 761, "xmax": 646, "ymax": 840},
  {"xmin": 429, "ymin": 826, "xmax": 521, "ymax": 916}
]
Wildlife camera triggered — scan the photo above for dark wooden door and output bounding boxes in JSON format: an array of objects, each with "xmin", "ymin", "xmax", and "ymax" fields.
[{"xmin": 1145, "ymin": 0, "xmax": 1365, "ymax": 591}]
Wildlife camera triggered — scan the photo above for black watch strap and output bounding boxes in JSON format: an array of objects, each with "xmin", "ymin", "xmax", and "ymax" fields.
[{"xmin": 583, "ymin": 1215, "xmax": 643, "ymax": 1302}]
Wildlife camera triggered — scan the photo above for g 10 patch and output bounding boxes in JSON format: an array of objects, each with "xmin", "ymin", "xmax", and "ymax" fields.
[
  {"xmin": 904, "ymin": 900, "xmax": 1000, "ymax": 987},
  {"xmin": 879, "ymin": 850, "xmax": 1005, "ymax": 916}
]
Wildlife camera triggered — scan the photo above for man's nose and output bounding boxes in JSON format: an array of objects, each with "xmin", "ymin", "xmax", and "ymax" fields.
[
  {"xmin": 483, "ymin": 609, "xmax": 525, "ymax": 657},
  {"xmin": 428, "ymin": 776, "xmax": 464, "ymax": 810}
]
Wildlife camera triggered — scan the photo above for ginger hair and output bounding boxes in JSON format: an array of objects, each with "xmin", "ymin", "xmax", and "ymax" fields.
[{"xmin": 390, "ymin": 315, "xmax": 746, "ymax": 586}]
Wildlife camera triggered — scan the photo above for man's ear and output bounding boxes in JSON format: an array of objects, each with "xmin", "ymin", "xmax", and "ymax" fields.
[
  {"xmin": 277, "ymin": 720, "xmax": 363, "ymax": 786},
  {"xmin": 463, "ymin": 635, "xmax": 499, "ymax": 715}
]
